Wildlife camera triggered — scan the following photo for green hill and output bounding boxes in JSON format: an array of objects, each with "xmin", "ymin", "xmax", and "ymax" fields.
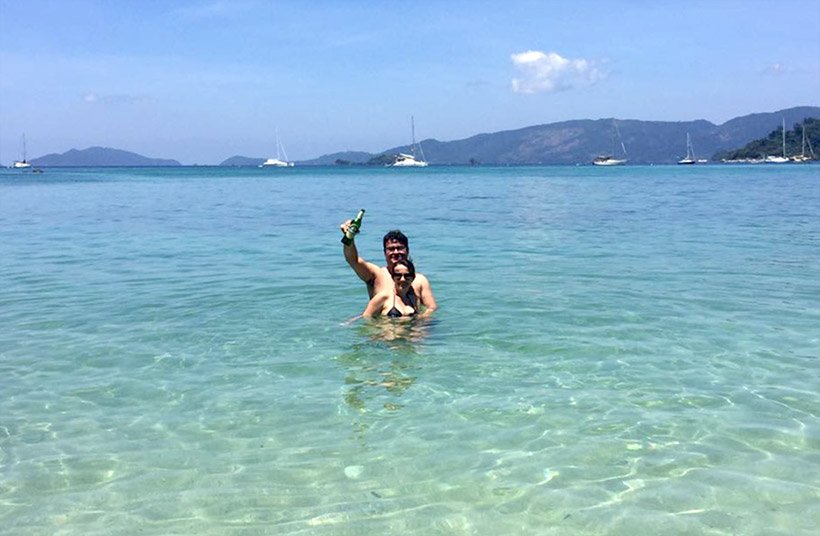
[{"xmin": 715, "ymin": 117, "xmax": 819, "ymax": 161}]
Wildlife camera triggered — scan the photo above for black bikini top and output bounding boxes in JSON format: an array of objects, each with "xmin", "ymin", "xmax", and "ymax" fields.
[{"xmin": 387, "ymin": 289, "xmax": 417, "ymax": 317}]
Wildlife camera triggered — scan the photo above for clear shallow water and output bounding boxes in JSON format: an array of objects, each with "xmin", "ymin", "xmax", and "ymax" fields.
[{"xmin": 1, "ymin": 165, "xmax": 818, "ymax": 535}]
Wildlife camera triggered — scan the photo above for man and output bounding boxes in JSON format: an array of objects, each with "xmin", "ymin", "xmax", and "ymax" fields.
[{"xmin": 340, "ymin": 220, "xmax": 437, "ymax": 316}]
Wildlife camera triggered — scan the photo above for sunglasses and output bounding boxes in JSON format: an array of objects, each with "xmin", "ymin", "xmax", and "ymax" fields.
[{"xmin": 392, "ymin": 272, "xmax": 415, "ymax": 281}]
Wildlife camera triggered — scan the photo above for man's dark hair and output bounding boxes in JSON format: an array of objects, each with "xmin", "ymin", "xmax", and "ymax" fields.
[{"xmin": 383, "ymin": 229, "xmax": 409, "ymax": 251}]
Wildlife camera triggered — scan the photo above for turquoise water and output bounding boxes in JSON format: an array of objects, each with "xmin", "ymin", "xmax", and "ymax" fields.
[{"xmin": 1, "ymin": 165, "xmax": 819, "ymax": 535}]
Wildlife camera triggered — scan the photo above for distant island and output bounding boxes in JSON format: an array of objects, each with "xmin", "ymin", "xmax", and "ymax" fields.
[
  {"xmin": 228, "ymin": 106, "xmax": 820, "ymax": 166},
  {"xmin": 319, "ymin": 107, "xmax": 820, "ymax": 166},
  {"xmin": 31, "ymin": 147, "xmax": 180, "ymax": 167},
  {"xmin": 716, "ymin": 117, "xmax": 818, "ymax": 162},
  {"xmin": 24, "ymin": 106, "xmax": 820, "ymax": 167}
]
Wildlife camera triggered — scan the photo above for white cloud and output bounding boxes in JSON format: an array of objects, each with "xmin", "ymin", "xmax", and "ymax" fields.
[
  {"xmin": 511, "ymin": 50, "xmax": 606, "ymax": 94},
  {"xmin": 762, "ymin": 62, "xmax": 795, "ymax": 75},
  {"xmin": 83, "ymin": 92, "xmax": 145, "ymax": 105},
  {"xmin": 172, "ymin": 1, "xmax": 256, "ymax": 20}
]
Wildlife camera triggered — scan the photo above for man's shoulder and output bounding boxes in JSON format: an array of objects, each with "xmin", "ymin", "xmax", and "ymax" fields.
[
  {"xmin": 372, "ymin": 265, "xmax": 393, "ymax": 287},
  {"xmin": 360, "ymin": 260, "xmax": 383, "ymax": 278}
]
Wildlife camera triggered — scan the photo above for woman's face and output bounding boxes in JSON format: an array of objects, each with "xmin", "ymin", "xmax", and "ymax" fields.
[{"xmin": 391, "ymin": 264, "xmax": 415, "ymax": 291}]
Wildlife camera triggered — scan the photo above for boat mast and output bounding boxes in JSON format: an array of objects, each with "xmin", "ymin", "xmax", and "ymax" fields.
[
  {"xmin": 781, "ymin": 118, "xmax": 786, "ymax": 158},
  {"xmin": 803, "ymin": 122, "xmax": 816, "ymax": 159},
  {"xmin": 613, "ymin": 120, "xmax": 626, "ymax": 157},
  {"xmin": 411, "ymin": 115, "xmax": 426, "ymax": 162},
  {"xmin": 273, "ymin": 129, "xmax": 289, "ymax": 162}
]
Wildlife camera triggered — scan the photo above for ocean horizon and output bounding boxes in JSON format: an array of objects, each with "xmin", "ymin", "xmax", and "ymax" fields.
[{"xmin": 1, "ymin": 164, "xmax": 818, "ymax": 535}]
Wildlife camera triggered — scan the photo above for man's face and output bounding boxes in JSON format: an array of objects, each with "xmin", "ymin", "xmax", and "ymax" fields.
[{"xmin": 384, "ymin": 239, "xmax": 408, "ymax": 266}]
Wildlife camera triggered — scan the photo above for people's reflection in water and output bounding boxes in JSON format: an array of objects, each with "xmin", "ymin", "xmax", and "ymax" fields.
[{"xmin": 338, "ymin": 317, "xmax": 434, "ymax": 416}]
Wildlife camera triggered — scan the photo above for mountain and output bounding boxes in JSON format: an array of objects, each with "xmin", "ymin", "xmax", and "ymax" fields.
[
  {"xmin": 218, "ymin": 151, "xmax": 374, "ymax": 166},
  {"xmin": 220, "ymin": 155, "xmax": 266, "ymax": 167},
  {"xmin": 32, "ymin": 147, "xmax": 180, "ymax": 167},
  {"xmin": 412, "ymin": 106, "xmax": 820, "ymax": 165},
  {"xmin": 23, "ymin": 107, "xmax": 820, "ymax": 166},
  {"xmin": 294, "ymin": 151, "xmax": 376, "ymax": 166},
  {"xmin": 303, "ymin": 106, "xmax": 820, "ymax": 165},
  {"xmin": 716, "ymin": 117, "xmax": 820, "ymax": 161}
]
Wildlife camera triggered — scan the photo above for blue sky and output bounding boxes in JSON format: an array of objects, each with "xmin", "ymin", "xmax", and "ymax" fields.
[{"xmin": 1, "ymin": 0, "xmax": 818, "ymax": 164}]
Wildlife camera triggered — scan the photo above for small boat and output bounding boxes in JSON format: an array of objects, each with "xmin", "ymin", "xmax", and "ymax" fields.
[
  {"xmin": 765, "ymin": 118, "xmax": 789, "ymax": 164},
  {"xmin": 260, "ymin": 130, "xmax": 294, "ymax": 167},
  {"xmin": 390, "ymin": 116, "xmax": 428, "ymax": 167},
  {"xmin": 677, "ymin": 132, "xmax": 697, "ymax": 165},
  {"xmin": 592, "ymin": 119, "xmax": 627, "ymax": 166},
  {"xmin": 11, "ymin": 133, "xmax": 33, "ymax": 169}
]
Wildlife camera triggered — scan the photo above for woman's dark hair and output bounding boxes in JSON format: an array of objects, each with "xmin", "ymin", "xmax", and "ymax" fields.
[
  {"xmin": 383, "ymin": 229, "xmax": 409, "ymax": 251},
  {"xmin": 390, "ymin": 258, "xmax": 415, "ymax": 277}
]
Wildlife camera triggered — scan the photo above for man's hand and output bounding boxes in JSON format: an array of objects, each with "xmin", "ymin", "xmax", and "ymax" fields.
[{"xmin": 339, "ymin": 219, "xmax": 353, "ymax": 240}]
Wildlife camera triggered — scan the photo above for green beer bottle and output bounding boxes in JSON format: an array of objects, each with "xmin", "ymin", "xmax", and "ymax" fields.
[{"xmin": 341, "ymin": 209, "xmax": 365, "ymax": 245}]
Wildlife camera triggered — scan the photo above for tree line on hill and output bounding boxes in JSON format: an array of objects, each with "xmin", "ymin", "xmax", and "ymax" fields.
[{"xmin": 715, "ymin": 117, "xmax": 818, "ymax": 161}]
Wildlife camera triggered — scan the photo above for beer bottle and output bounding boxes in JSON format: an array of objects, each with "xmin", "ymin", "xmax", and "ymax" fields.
[{"xmin": 341, "ymin": 209, "xmax": 365, "ymax": 245}]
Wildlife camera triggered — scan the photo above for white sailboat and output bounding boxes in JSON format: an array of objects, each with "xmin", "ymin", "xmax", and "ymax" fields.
[
  {"xmin": 790, "ymin": 122, "xmax": 815, "ymax": 163},
  {"xmin": 260, "ymin": 130, "xmax": 294, "ymax": 167},
  {"xmin": 592, "ymin": 120, "xmax": 627, "ymax": 166},
  {"xmin": 677, "ymin": 132, "xmax": 697, "ymax": 165},
  {"xmin": 765, "ymin": 118, "xmax": 789, "ymax": 163},
  {"xmin": 391, "ymin": 116, "xmax": 428, "ymax": 167},
  {"xmin": 12, "ymin": 133, "xmax": 33, "ymax": 169}
]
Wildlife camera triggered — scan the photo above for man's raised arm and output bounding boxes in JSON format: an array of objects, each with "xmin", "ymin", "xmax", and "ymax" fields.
[{"xmin": 340, "ymin": 219, "xmax": 379, "ymax": 284}]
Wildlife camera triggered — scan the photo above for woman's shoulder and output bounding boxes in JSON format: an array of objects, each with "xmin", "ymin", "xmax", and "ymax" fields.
[
  {"xmin": 363, "ymin": 290, "xmax": 394, "ymax": 318},
  {"xmin": 370, "ymin": 290, "xmax": 393, "ymax": 306}
]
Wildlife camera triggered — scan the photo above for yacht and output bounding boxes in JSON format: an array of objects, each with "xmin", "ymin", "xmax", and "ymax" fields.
[
  {"xmin": 260, "ymin": 130, "xmax": 294, "ymax": 167},
  {"xmin": 259, "ymin": 157, "xmax": 292, "ymax": 167},
  {"xmin": 12, "ymin": 134, "xmax": 33, "ymax": 169},
  {"xmin": 592, "ymin": 155, "xmax": 627, "ymax": 166},
  {"xmin": 390, "ymin": 116, "xmax": 428, "ymax": 167},
  {"xmin": 677, "ymin": 132, "xmax": 697, "ymax": 165},
  {"xmin": 765, "ymin": 118, "xmax": 789, "ymax": 163},
  {"xmin": 790, "ymin": 122, "xmax": 815, "ymax": 163},
  {"xmin": 592, "ymin": 119, "xmax": 627, "ymax": 166},
  {"xmin": 392, "ymin": 153, "xmax": 428, "ymax": 167}
]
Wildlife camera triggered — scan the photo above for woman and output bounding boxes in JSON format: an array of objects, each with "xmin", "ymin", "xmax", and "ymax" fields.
[{"xmin": 362, "ymin": 259, "xmax": 418, "ymax": 318}]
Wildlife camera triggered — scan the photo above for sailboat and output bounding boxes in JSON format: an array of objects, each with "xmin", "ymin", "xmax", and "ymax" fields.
[
  {"xmin": 677, "ymin": 132, "xmax": 697, "ymax": 165},
  {"xmin": 765, "ymin": 118, "xmax": 789, "ymax": 163},
  {"xmin": 790, "ymin": 122, "xmax": 815, "ymax": 163},
  {"xmin": 12, "ymin": 133, "xmax": 33, "ymax": 169},
  {"xmin": 260, "ymin": 130, "xmax": 294, "ymax": 167},
  {"xmin": 592, "ymin": 120, "xmax": 627, "ymax": 166},
  {"xmin": 391, "ymin": 116, "xmax": 428, "ymax": 167}
]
